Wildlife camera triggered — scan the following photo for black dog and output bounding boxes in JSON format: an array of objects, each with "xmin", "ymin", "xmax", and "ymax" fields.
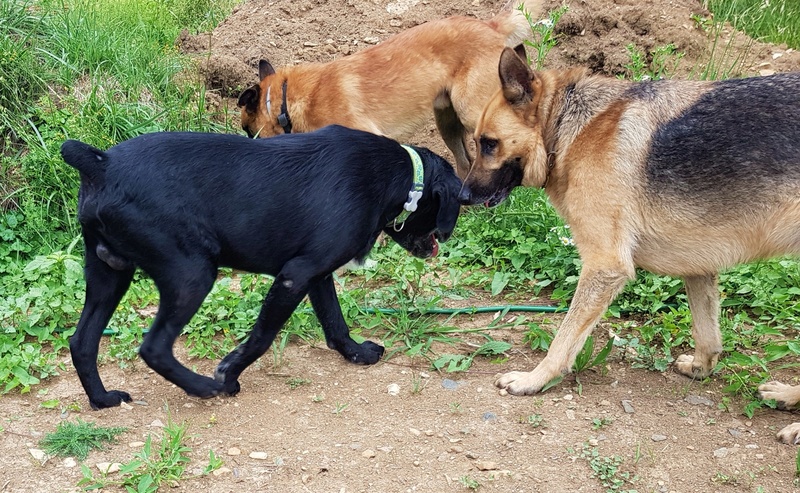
[{"xmin": 61, "ymin": 125, "xmax": 462, "ymax": 410}]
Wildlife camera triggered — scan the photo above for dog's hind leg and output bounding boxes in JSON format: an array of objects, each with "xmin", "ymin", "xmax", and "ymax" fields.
[
  {"xmin": 308, "ymin": 275, "xmax": 384, "ymax": 364},
  {"xmin": 138, "ymin": 261, "xmax": 224, "ymax": 398},
  {"xmin": 434, "ymin": 93, "xmax": 471, "ymax": 178},
  {"xmin": 214, "ymin": 258, "xmax": 315, "ymax": 393},
  {"xmin": 675, "ymin": 274, "xmax": 722, "ymax": 379},
  {"xmin": 71, "ymin": 231, "xmax": 135, "ymax": 409},
  {"xmin": 495, "ymin": 267, "xmax": 630, "ymax": 395}
]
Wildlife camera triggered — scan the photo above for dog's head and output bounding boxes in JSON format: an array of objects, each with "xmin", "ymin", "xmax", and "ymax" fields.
[
  {"xmin": 459, "ymin": 47, "xmax": 550, "ymax": 207},
  {"xmin": 237, "ymin": 60, "xmax": 290, "ymax": 138},
  {"xmin": 384, "ymin": 149, "xmax": 463, "ymax": 259}
]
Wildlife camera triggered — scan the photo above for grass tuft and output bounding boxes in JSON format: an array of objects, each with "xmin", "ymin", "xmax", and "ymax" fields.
[{"xmin": 39, "ymin": 419, "xmax": 127, "ymax": 460}]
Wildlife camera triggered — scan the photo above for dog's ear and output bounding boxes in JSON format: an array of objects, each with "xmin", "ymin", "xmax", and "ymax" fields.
[
  {"xmin": 237, "ymin": 85, "xmax": 261, "ymax": 113},
  {"xmin": 258, "ymin": 59, "xmax": 276, "ymax": 81},
  {"xmin": 499, "ymin": 47, "xmax": 534, "ymax": 106},
  {"xmin": 512, "ymin": 43, "xmax": 529, "ymax": 66},
  {"xmin": 433, "ymin": 170, "xmax": 462, "ymax": 242}
]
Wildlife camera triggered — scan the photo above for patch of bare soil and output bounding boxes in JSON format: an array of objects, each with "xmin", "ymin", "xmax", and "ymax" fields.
[
  {"xmin": 5, "ymin": 1, "xmax": 800, "ymax": 492},
  {"xmin": 3, "ymin": 319, "xmax": 799, "ymax": 493}
]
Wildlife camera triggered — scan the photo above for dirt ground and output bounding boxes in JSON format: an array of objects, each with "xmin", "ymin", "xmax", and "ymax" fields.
[{"xmin": 4, "ymin": 0, "xmax": 800, "ymax": 492}]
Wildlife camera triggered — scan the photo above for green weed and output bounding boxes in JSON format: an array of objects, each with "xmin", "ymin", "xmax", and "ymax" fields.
[
  {"xmin": 78, "ymin": 415, "xmax": 198, "ymax": 492},
  {"xmin": 521, "ymin": 4, "xmax": 569, "ymax": 69},
  {"xmin": 574, "ymin": 444, "xmax": 638, "ymax": 493},
  {"xmin": 39, "ymin": 420, "xmax": 127, "ymax": 460}
]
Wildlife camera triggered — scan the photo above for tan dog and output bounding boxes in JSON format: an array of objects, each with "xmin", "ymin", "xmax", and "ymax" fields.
[
  {"xmin": 237, "ymin": 6, "xmax": 538, "ymax": 177},
  {"xmin": 459, "ymin": 47, "xmax": 800, "ymax": 444}
]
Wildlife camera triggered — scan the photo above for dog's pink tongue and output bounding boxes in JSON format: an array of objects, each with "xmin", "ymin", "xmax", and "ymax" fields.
[
  {"xmin": 484, "ymin": 201, "xmax": 490, "ymax": 207},
  {"xmin": 431, "ymin": 235, "xmax": 439, "ymax": 257}
]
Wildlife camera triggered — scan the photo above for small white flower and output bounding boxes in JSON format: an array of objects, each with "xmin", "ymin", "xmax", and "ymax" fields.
[{"xmin": 535, "ymin": 18, "xmax": 554, "ymax": 29}]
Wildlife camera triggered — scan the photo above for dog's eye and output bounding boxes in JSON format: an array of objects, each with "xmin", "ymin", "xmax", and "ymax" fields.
[{"xmin": 480, "ymin": 137, "xmax": 499, "ymax": 156}]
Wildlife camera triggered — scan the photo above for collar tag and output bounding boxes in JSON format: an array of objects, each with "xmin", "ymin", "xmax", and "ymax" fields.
[{"xmin": 390, "ymin": 145, "xmax": 425, "ymax": 226}]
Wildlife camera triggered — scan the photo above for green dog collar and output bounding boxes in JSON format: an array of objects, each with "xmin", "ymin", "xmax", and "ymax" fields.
[{"xmin": 391, "ymin": 145, "xmax": 425, "ymax": 230}]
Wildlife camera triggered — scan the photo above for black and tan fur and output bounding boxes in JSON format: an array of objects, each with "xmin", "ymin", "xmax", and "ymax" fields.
[
  {"xmin": 460, "ymin": 47, "xmax": 800, "ymax": 444},
  {"xmin": 236, "ymin": 3, "xmax": 544, "ymax": 177}
]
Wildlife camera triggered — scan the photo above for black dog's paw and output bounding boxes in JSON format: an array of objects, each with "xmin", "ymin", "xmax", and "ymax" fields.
[
  {"xmin": 213, "ymin": 362, "xmax": 242, "ymax": 396},
  {"xmin": 347, "ymin": 340, "xmax": 385, "ymax": 365},
  {"xmin": 89, "ymin": 390, "xmax": 132, "ymax": 410}
]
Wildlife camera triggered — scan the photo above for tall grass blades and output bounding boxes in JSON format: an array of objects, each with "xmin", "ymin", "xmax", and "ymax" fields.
[{"xmin": 706, "ymin": 0, "xmax": 800, "ymax": 49}]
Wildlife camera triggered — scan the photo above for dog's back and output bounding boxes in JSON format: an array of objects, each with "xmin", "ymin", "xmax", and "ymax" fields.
[{"xmin": 61, "ymin": 128, "xmax": 414, "ymax": 275}]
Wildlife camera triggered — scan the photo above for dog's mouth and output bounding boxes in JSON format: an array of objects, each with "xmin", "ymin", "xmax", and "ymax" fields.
[
  {"xmin": 483, "ymin": 187, "xmax": 512, "ymax": 208},
  {"xmin": 462, "ymin": 159, "xmax": 523, "ymax": 208}
]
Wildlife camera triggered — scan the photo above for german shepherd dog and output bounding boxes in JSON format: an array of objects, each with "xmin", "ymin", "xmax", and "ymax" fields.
[
  {"xmin": 237, "ymin": 6, "xmax": 535, "ymax": 177},
  {"xmin": 61, "ymin": 125, "xmax": 462, "ymax": 410},
  {"xmin": 459, "ymin": 47, "xmax": 800, "ymax": 444}
]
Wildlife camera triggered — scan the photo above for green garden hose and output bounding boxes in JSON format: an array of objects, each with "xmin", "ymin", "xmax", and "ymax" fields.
[{"xmin": 98, "ymin": 304, "xmax": 566, "ymax": 336}]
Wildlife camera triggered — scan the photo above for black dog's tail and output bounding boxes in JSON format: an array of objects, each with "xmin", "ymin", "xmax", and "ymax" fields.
[{"xmin": 60, "ymin": 140, "xmax": 108, "ymax": 184}]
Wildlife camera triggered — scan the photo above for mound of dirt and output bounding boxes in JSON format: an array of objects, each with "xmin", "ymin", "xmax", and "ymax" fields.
[{"xmin": 180, "ymin": 0, "xmax": 800, "ymax": 104}]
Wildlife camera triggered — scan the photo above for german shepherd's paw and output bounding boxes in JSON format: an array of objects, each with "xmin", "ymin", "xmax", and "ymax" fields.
[
  {"xmin": 758, "ymin": 381, "xmax": 800, "ymax": 410},
  {"xmin": 674, "ymin": 354, "xmax": 715, "ymax": 379},
  {"xmin": 775, "ymin": 423, "xmax": 800, "ymax": 445},
  {"xmin": 494, "ymin": 370, "xmax": 556, "ymax": 395}
]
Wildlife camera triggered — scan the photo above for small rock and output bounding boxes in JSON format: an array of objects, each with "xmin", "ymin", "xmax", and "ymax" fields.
[
  {"xmin": 29, "ymin": 449, "xmax": 47, "ymax": 461},
  {"xmin": 133, "ymin": 400, "xmax": 148, "ymax": 406},
  {"xmin": 409, "ymin": 428, "xmax": 421, "ymax": 436},
  {"xmin": 588, "ymin": 439, "xmax": 599, "ymax": 446},
  {"xmin": 183, "ymin": 403, "xmax": 195, "ymax": 408},
  {"xmin": 387, "ymin": 383, "xmax": 400, "ymax": 396},
  {"xmin": 498, "ymin": 389, "xmax": 508, "ymax": 397},
  {"xmin": 149, "ymin": 419, "xmax": 165, "ymax": 428},
  {"xmin": 755, "ymin": 453, "xmax": 765, "ymax": 459},
  {"xmin": 651, "ymin": 434, "xmax": 668, "ymax": 442},
  {"xmin": 728, "ymin": 428, "xmax": 743, "ymax": 438},
  {"xmin": 303, "ymin": 41, "xmax": 318, "ymax": 47},
  {"xmin": 228, "ymin": 447, "xmax": 241, "ymax": 456},
  {"xmin": 482, "ymin": 412, "xmax": 497, "ymax": 422},
  {"xmin": 621, "ymin": 400, "xmax": 635, "ymax": 414},
  {"xmin": 713, "ymin": 447, "xmax": 729, "ymax": 458},
  {"xmin": 212, "ymin": 467, "xmax": 232, "ymax": 477},
  {"xmin": 745, "ymin": 444, "xmax": 759, "ymax": 449},
  {"xmin": 441, "ymin": 379, "xmax": 461, "ymax": 390},
  {"xmin": 363, "ymin": 37, "xmax": 381, "ymax": 44},
  {"xmin": 419, "ymin": 372, "xmax": 430, "ymax": 379},
  {"xmin": 450, "ymin": 446, "xmax": 464, "ymax": 454},
  {"xmin": 466, "ymin": 452, "xmax": 480, "ymax": 460},
  {"xmin": 389, "ymin": 19, "xmax": 402, "ymax": 27},
  {"xmin": 599, "ymin": 400, "xmax": 611, "ymax": 406},
  {"xmin": 563, "ymin": 394, "xmax": 573, "ymax": 401},
  {"xmin": 63, "ymin": 457, "xmax": 77, "ymax": 468},
  {"xmin": 120, "ymin": 401, "xmax": 133, "ymax": 410},
  {"xmin": 565, "ymin": 409, "xmax": 576, "ymax": 420},
  {"xmin": 128, "ymin": 441, "xmax": 146, "ymax": 448},
  {"xmin": 96, "ymin": 462, "xmax": 121, "ymax": 474},
  {"xmin": 685, "ymin": 395, "xmax": 714, "ymax": 407},
  {"xmin": 362, "ymin": 449, "xmax": 376, "ymax": 459},
  {"xmin": 413, "ymin": 460, "xmax": 420, "ymax": 467},
  {"xmin": 474, "ymin": 460, "xmax": 498, "ymax": 471},
  {"xmin": 249, "ymin": 451, "xmax": 269, "ymax": 460}
]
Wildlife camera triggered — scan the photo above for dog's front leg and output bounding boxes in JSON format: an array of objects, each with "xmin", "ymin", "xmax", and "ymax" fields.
[
  {"xmin": 308, "ymin": 275, "xmax": 385, "ymax": 364},
  {"xmin": 214, "ymin": 262, "xmax": 312, "ymax": 392},
  {"xmin": 496, "ymin": 267, "xmax": 629, "ymax": 395},
  {"xmin": 675, "ymin": 274, "xmax": 723, "ymax": 379}
]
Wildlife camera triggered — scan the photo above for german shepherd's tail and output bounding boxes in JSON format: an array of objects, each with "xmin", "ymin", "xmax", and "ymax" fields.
[
  {"xmin": 491, "ymin": 0, "xmax": 546, "ymax": 48},
  {"xmin": 60, "ymin": 140, "xmax": 108, "ymax": 185}
]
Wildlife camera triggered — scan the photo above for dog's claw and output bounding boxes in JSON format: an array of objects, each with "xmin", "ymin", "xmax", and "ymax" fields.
[{"xmin": 89, "ymin": 390, "xmax": 132, "ymax": 410}]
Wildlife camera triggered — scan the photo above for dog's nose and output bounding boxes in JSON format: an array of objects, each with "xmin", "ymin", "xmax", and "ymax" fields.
[{"xmin": 458, "ymin": 185, "xmax": 472, "ymax": 205}]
